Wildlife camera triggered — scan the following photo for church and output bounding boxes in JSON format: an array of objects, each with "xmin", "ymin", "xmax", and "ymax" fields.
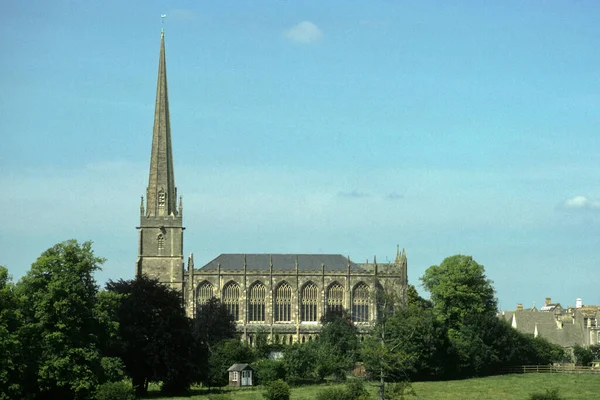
[{"xmin": 135, "ymin": 30, "xmax": 408, "ymax": 344}]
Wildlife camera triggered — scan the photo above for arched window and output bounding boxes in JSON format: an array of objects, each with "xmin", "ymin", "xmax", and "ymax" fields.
[
  {"xmin": 352, "ymin": 283, "xmax": 370, "ymax": 323},
  {"xmin": 248, "ymin": 282, "xmax": 266, "ymax": 322},
  {"xmin": 157, "ymin": 234, "xmax": 165, "ymax": 251},
  {"xmin": 327, "ymin": 282, "xmax": 344, "ymax": 314},
  {"xmin": 301, "ymin": 282, "xmax": 318, "ymax": 322},
  {"xmin": 196, "ymin": 281, "xmax": 214, "ymax": 306},
  {"xmin": 223, "ymin": 282, "xmax": 240, "ymax": 321},
  {"xmin": 274, "ymin": 282, "xmax": 292, "ymax": 322}
]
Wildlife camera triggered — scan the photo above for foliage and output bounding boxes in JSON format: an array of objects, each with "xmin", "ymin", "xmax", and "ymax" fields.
[
  {"xmin": 362, "ymin": 286, "xmax": 447, "ymax": 388},
  {"xmin": 308, "ymin": 380, "xmax": 372, "ymax": 400},
  {"xmin": 206, "ymin": 339, "xmax": 254, "ymax": 387},
  {"xmin": 384, "ymin": 381, "xmax": 417, "ymax": 399},
  {"xmin": 421, "ymin": 255, "xmax": 497, "ymax": 329},
  {"xmin": 15, "ymin": 240, "xmax": 105, "ymax": 400},
  {"xmin": 253, "ymin": 359, "xmax": 286, "ymax": 385},
  {"xmin": 316, "ymin": 310, "xmax": 360, "ymax": 379},
  {"xmin": 420, "ymin": 255, "xmax": 503, "ymax": 378},
  {"xmin": 572, "ymin": 345, "xmax": 594, "ymax": 366},
  {"xmin": 195, "ymin": 297, "xmax": 237, "ymax": 351},
  {"xmin": 283, "ymin": 342, "xmax": 319, "ymax": 383},
  {"xmin": 0, "ymin": 266, "xmax": 23, "ymax": 400},
  {"xmin": 262, "ymin": 379, "xmax": 290, "ymax": 400},
  {"xmin": 94, "ymin": 381, "xmax": 136, "ymax": 400},
  {"xmin": 528, "ymin": 388, "xmax": 564, "ymax": 400},
  {"xmin": 405, "ymin": 284, "xmax": 432, "ymax": 309},
  {"xmin": 106, "ymin": 275, "xmax": 198, "ymax": 396}
]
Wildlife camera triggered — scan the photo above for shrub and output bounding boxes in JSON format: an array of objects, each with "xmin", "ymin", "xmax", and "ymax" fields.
[
  {"xmin": 263, "ymin": 379, "xmax": 290, "ymax": 400},
  {"xmin": 254, "ymin": 359, "xmax": 286, "ymax": 384},
  {"xmin": 315, "ymin": 380, "xmax": 371, "ymax": 400},
  {"xmin": 315, "ymin": 387, "xmax": 349, "ymax": 400},
  {"xmin": 529, "ymin": 388, "xmax": 564, "ymax": 400},
  {"xmin": 94, "ymin": 381, "xmax": 135, "ymax": 400},
  {"xmin": 384, "ymin": 381, "xmax": 417, "ymax": 399}
]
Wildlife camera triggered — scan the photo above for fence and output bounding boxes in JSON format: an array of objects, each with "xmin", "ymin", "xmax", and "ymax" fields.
[{"xmin": 500, "ymin": 365, "xmax": 600, "ymax": 374}]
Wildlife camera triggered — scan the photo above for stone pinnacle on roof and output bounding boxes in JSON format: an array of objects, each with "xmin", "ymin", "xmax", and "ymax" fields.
[{"xmin": 146, "ymin": 29, "xmax": 178, "ymax": 217}]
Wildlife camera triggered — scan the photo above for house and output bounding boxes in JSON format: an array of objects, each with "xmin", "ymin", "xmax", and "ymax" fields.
[
  {"xmin": 501, "ymin": 297, "xmax": 600, "ymax": 349},
  {"xmin": 227, "ymin": 364, "xmax": 254, "ymax": 387}
]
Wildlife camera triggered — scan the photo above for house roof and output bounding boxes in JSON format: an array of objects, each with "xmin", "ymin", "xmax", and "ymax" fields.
[
  {"xmin": 228, "ymin": 363, "xmax": 253, "ymax": 372},
  {"xmin": 198, "ymin": 254, "xmax": 370, "ymax": 273},
  {"xmin": 504, "ymin": 310, "xmax": 584, "ymax": 347}
]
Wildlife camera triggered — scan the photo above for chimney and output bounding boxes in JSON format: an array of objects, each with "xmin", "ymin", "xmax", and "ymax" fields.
[
  {"xmin": 545, "ymin": 297, "xmax": 552, "ymax": 306},
  {"xmin": 517, "ymin": 303, "xmax": 523, "ymax": 311},
  {"xmin": 576, "ymin": 298, "xmax": 582, "ymax": 309}
]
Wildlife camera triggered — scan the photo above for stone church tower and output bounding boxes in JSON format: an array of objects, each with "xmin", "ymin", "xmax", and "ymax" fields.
[
  {"xmin": 133, "ymin": 29, "xmax": 409, "ymax": 342},
  {"xmin": 136, "ymin": 30, "xmax": 184, "ymax": 291}
]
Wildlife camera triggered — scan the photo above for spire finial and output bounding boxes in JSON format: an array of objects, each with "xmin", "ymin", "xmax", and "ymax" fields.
[{"xmin": 161, "ymin": 14, "xmax": 167, "ymax": 34}]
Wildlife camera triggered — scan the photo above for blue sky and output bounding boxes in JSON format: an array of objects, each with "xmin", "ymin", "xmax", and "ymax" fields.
[{"xmin": 2, "ymin": 1, "xmax": 599, "ymax": 310}]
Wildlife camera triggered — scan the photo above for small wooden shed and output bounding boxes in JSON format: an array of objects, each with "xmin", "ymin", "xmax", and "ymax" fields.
[{"xmin": 227, "ymin": 363, "xmax": 254, "ymax": 387}]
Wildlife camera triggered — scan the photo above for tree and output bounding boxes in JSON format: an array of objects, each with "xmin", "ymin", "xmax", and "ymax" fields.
[
  {"xmin": 315, "ymin": 310, "xmax": 360, "ymax": 380},
  {"xmin": 420, "ymin": 255, "xmax": 500, "ymax": 378},
  {"xmin": 106, "ymin": 275, "xmax": 197, "ymax": 396},
  {"xmin": 573, "ymin": 345, "xmax": 595, "ymax": 366},
  {"xmin": 15, "ymin": 240, "xmax": 105, "ymax": 399},
  {"xmin": 421, "ymin": 255, "xmax": 497, "ymax": 329},
  {"xmin": 0, "ymin": 266, "xmax": 23, "ymax": 399},
  {"xmin": 282, "ymin": 342, "xmax": 319, "ymax": 383},
  {"xmin": 362, "ymin": 288, "xmax": 447, "ymax": 400},
  {"xmin": 206, "ymin": 339, "xmax": 254, "ymax": 387},
  {"xmin": 194, "ymin": 297, "xmax": 236, "ymax": 352}
]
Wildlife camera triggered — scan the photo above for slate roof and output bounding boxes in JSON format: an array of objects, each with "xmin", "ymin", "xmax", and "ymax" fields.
[
  {"xmin": 197, "ymin": 254, "xmax": 371, "ymax": 273},
  {"xmin": 502, "ymin": 310, "xmax": 584, "ymax": 347},
  {"xmin": 227, "ymin": 363, "xmax": 253, "ymax": 372}
]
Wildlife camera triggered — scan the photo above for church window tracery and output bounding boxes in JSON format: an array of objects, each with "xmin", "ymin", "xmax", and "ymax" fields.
[
  {"xmin": 248, "ymin": 282, "xmax": 266, "ymax": 322},
  {"xmin": 223, "ymin": 282, "xmax": 241, "ymax": 321},
  {"xmin": 301, "ymin": 282, "xmax": 318, "ymax": 322},
  {"xmin": 157, "ymin": 234, "xmax": 165, "ymax": 251},
  {"xmin": 352, "ymin": 283, "xmax": 370, "ymax": 323},
  {"xmin": 274, "ymin": 282, "xmax": 292, "ymax": 322},
  {"xmin": 327, "ymin": 282, "xmax": 344, "ymax": 314},
  {"xmin": 196, "ymin": 281, "xmax": 214, "ymax": 306}
]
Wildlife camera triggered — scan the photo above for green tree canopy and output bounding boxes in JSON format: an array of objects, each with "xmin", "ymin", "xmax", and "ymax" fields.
[
  {"xmin": 0, "ymin": 266, "xmax": 22, "ymax": 400},
  {"xmin": 15, "ymin": 240, "xmax": 105, "ymax": 399},
  {"xmin": 421, "ymin": 255, "xmax": 497, "ymax": 329}
]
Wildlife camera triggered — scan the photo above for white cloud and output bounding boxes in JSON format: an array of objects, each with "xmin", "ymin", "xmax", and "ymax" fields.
[
  {"xmin": 283, "ymin": 21, "xmax": 323, "ymax": 44},
  {"xmin": 563, "ymin": 196, "xmax": 600, "ymax": 210}
]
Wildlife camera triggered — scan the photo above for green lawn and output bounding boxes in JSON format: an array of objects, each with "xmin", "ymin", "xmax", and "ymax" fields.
[{"xmin": 144, "ymin": 373, "xmax": 600, "ymax": 400}]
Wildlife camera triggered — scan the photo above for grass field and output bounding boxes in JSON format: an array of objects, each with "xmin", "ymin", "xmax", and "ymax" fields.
[{"xmin": 143, "ymin": 373, "xmax": 600, "ymax": 400}]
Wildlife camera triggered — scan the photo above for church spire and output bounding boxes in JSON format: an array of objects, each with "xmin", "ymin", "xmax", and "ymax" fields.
[{"xmin": 146, "ymin": 29, "xmax": 177, "ymax": 217}]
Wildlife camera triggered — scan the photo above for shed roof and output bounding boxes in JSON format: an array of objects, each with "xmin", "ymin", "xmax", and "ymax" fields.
[{"xmin": 227, "ymin": 363, "xmax": 253, "ymax": 372}]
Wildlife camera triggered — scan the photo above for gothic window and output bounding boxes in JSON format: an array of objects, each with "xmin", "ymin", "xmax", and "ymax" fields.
[
  {"xmin": 248, "ymin": 282, "xmax": 266, "ymax": 322},
  {"xmin": 352, "ymin": 283, "xmax": 370, "ymax": 323},
  {"xmin": 327, "ymin": 282, "xmax": 344, "ymax": 314},
  {"xmin": 158, "ymin": 190, "xmax": 166, "ymax": 208},
  {"xmin": 196, "ymin": 281, "xmax": 214, "ymax": 306},
  {"xmin": 157, "ymin": 234, "xmax": 165, "ymax": 251},
  {"xmin": 301, "ymin": 282, "xmax": 318, "ymax": 322},
  {"xmin": 223, "ymin": 282, "xmax": 241, "ymax": 321},
  {"xmin": 274, "ymin": 282, "xmax": 292, "ymax": 322}
]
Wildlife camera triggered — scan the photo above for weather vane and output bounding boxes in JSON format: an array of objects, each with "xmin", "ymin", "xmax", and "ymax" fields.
[{"xmin": 161, "ymin": 14, "xmax": 167, "ymax": 32}]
